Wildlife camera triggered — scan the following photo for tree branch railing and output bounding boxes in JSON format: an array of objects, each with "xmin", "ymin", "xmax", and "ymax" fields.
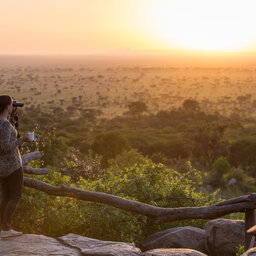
[
  {"xmin": 22, "ymin": 151, "xmax": 256, "ymax": 250},
  {"xmin": 22, "ymin": 152, "xmax": 49, "ymax": 175}
]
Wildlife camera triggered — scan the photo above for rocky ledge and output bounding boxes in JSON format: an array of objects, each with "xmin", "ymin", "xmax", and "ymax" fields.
[
  {"xmin": 0, "ymin": 232, "xmax": 255, "ymax": 256},
  {"xmin": 0, "ymin": 233, "xmax": 207, "ymax": 256}
]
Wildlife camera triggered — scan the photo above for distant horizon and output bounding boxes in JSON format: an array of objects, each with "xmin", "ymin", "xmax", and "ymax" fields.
[
  {"xmin": 1, "ymin": 50, "xmax": 256, "ymax": 57},
  {"xmin": 1, "ymin": 51, "xmax": 256, "ymax": 69}
]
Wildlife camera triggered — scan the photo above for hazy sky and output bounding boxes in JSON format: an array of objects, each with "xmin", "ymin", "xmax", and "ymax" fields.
[{"xmin": 1, "ymin": 0, "xmax": 256, "ymax": 55}]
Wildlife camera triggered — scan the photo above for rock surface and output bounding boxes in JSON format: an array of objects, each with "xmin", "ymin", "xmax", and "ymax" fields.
[
  {"xmin": 227, "ymin": 178, "xmax": 237, "ymax": 187},
  {"xmin": 242, "ymin": 247, "xmax": 256, "ymax": 255},
  {"xmin": 205, "ymin": 218, "xmax": 245, "ymax": 256},
  {"xmin": 141, "ymin": 226, "xmax": 206, "ymax": 253},
  {"xmin": 58, "ymin": 233, "xmax": 142, "ymax": 255},
  {"xmin": 0, "ymin": 234, "xmax": 81, "ymax": 255},
  {"xmin": 143, "ymin": 248, "xmax": 207, "ymax": 256},
  {"xmin": 0, "ymin": 232, "xmax": 208, "ymax": 256}
]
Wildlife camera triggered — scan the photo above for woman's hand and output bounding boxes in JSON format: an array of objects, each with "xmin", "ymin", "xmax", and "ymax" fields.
[{"xmin": 22, "ymin": 133, "xmax": 31, "ymax": 142}]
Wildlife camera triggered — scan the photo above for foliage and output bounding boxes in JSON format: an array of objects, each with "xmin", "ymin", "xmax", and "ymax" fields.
[
  {"xmin": 127, "ymin": 130, "xmax": 189, "ymax": 159},
  {"xmin": 190, "ymin": 122, "xmax": 229, "ymax": 167},
  {"xmin": 212, "ymin": 157, "xmax": 231, "ymax": 176},
  {"xmin": 13, "ymin": 157, "xmax": 218, "ymax": 245},
  {"xmin": 5, "ymin": 61, "xmax": 256, "ymax": 245},
  {"xmin": 60, "ymin": 148, "xmax": 103, "ymax": 182},
  {"xmin": 208, "ymin": 157, "xmax": 231, "ymax": 187},
  {"xmin": 230, "ymin": 136, "xmax": 256, "ymax": 171},
  {"xmin": 20, "ymin": 124, "xmax": 69, "ymax": 166},
  {"xmin": 182, "ymin": 98, "xmax": 200, "ymax": 112},
  {"xmin": 109, "ymin": 149, "xmax": 146, "ymax": 169},
  {"xmin": 225, "ymin": 166, "xmax": 256, "ymax": 189},
  {"xmin": 13, "ymin": 97, "xmax": 256, "ymax": 243},
  {"xmin": 150, "ymin": 152, "xmax": 168, "ymax": 164},
  {"xmin": 126, "ymin": 101, "xmax": 147, "ymax": 117},
  {"xmin": 91, "ymin": 131, "xmax": 131, "ymax": 168},
  {"xmin": 235, "ymin": 244, "xmax": 245, "ymax": 256}
]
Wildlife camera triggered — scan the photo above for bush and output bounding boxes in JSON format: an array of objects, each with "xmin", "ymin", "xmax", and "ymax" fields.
[
  {"xmin": 230, "ymin": 137, "xmax": 256, "ymax": 168},
  {"xmin": 150, "ymin": 152, "xmax": 168, "ymax": 164},
  {"xmin": 91, "ymin": 131, "xmax": 131, "ymax": 167},
  {"xmin": 14, "ymin": 158, "xmax": 218, "ymax": 245},
  {"xmin": 126, "ymin": 101, "xmax": 147, "ymax": 117},
  {"xmin": 60, "ymin": 148, "xmax": 103, "ymax": 182},
  {"xmin": 226, "ymin": 167, "xmax": 255, "ymax": 185},
  {"xmin": 208, "ymin": 157, "xmax": 231, "ymax": 187},
  {"xmin": 213, "ymin": 157, "xmax": 231, "ymax": 176},
  {"xmin": 109, "ymin": 149, "xmax": 146, "ymax": 169}
]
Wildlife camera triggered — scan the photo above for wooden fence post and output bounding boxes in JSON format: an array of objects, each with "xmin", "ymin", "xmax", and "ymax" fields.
[{"xmin": 245, "ymin": 209, "xmax": 256, "ymax": 250}]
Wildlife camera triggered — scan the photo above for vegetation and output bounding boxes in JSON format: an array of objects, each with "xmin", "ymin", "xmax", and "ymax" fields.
[
  {"xmin": 2, "ymin": 63, "xmax": 256, "ymax": 245},
  {"xmin": 236, "ymin": 244, "xmax": 245, "ymax": 256},
  {"xmin": 12, "ymin": 101, "xmax": 256, "ymax": 244},
  {"xmin": 15, "ymin": 154, "xmax": 218, "ymax": 245}
]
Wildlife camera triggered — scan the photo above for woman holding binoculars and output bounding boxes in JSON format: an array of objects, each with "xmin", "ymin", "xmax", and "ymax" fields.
[{"xmin": 0, "ymin": 95, "xmax": 31, "ymax": 238}]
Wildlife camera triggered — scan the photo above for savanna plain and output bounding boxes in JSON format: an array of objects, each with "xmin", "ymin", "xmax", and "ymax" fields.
[{"xmin": 1, "ymin": 54, "xmax": 256, "ymax": 246}]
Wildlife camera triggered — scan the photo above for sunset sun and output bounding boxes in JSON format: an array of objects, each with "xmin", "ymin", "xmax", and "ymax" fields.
[
  {"xmin": 0, "ymin": 0, "xmax": 256, "ymax": 54},
  {"xmin": 140, "ymin": 0, "xmax": 256, "ymax": 52}
]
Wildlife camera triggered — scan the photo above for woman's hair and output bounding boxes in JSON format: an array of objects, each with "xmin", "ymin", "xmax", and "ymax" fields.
[{"xmin": 0, "ymin": 95, "xmax": 12, "ymax": 113}]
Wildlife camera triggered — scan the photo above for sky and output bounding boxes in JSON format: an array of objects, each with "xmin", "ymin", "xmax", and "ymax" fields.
[{"xmin": 1, "ymin": 0, "xmax": 256, "ymax": 55}]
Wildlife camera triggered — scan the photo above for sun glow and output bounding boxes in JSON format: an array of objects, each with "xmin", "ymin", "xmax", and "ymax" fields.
[
  {"xmin": 1, "ymin": 0, "xmax": 256, "ymax": 54},
  {"xmin": 140, "ymin": 0, "xmax": 256, "ymax": 52}
]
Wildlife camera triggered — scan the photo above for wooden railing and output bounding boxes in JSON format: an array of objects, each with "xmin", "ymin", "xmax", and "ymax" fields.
[{"xmin": 22, "ymin": 151, "xmax": 256, "ymax": 250}]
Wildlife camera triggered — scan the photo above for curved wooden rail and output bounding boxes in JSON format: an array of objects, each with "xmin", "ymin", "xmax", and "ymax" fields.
[{"xmin": 22, "ymin": 151, "xmax": 256, "ymax": 250}]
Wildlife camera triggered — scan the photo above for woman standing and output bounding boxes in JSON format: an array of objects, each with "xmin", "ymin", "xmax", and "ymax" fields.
[{"xmin": 0, "ymin": 95, "xmax": 30, "ymax": 238}]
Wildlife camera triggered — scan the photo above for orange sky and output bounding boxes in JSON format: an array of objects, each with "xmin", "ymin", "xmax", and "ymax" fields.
[{"xmin": 1, "ymin": 0, "xmax": 256, "ymax": 55}]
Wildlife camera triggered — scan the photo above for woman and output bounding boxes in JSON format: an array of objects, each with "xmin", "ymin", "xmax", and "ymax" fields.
[{"xmin": 0, "ymin": 95, "xmax": 30, "ymax": 238}]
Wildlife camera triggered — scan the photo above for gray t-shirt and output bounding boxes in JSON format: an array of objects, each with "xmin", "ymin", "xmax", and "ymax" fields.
[{"xmin": 0, "ymin": 119, "xmax": 23, "ymax": 178}]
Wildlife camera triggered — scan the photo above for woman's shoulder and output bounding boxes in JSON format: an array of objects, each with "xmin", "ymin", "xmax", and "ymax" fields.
[{"xmin": 0, "ymin": 119, "xmax": 11, "ymax": 129}]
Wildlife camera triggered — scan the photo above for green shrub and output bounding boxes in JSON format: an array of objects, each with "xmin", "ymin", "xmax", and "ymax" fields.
[
  {"xmin": 13, "ymin": 158, "xmax": 218, "ymax": 245},
  {"xmin": 91, "ymin": 131, "xmax": 131, "ymax": 167},
  {"xmin": 230, "ymin": 136, "xmax": 256, "ymax": 169},
  {"xmin": 235, "ymin": 244, "xmax": 245, "ymax": 256},
  {"xmin": 110, "ymin": 149, "xmax": 146, "ymax": 169},
  {"xmin": 208, "ymin": 157, "xmax": 231, "ymax": 187},
  {"xmin": 60, "ymin": 148, "xmax": 103, "ymax": 182},
  {"xmin": 150, "ymin": 152, "xmax": 168, "ymax": 164},
  {"xmin": 213, "ymin": 157, "xmax": 231, "ymax": 176}
]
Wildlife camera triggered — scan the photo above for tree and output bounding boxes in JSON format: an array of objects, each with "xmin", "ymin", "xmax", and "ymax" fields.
[
  {"xmin": 91, "ymin": 131, "xmax": 131, "ymax": 167},
  {"xmin": 209, "ymin": 157, "xmax": 231, "ymax": 187},
  {"xmin": 127, "ymin": 101, "xmax": 147, "ymax": 117},
  {"xmin": 229, "ymin": 136, "xmax": 256, "ymax": 172},
  {"xmin": 190, "ymin": 122, "xmax": 229, "ymax": 167},
  {"xmin": 182, "ymin": 99, "xmax": 200, "ymax": 112}
]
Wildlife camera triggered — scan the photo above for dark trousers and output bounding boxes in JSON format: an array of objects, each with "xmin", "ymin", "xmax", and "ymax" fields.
[{"xmin": 0, "ymin": 167, "xmax": 23, "ymax": 231}]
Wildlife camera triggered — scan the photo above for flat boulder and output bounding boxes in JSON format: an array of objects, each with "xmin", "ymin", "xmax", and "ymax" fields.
[
  {"xmin": 141, "ymin": 226, "xmax": 206, "ymax": 253},
  {"xmin": 58, "ymin": 233, "xmax": 142, "ymax": 256},
  {"xmin": 205, "ymin": 219, "xmax": 245, "ymax": 256},
  {"xmin": 0, "ymin": 234, "xmax": 81, "ymax": 255},
  {"xmin": 144, "ymin": 248, "xmax": 207, "ymax": 256}
]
